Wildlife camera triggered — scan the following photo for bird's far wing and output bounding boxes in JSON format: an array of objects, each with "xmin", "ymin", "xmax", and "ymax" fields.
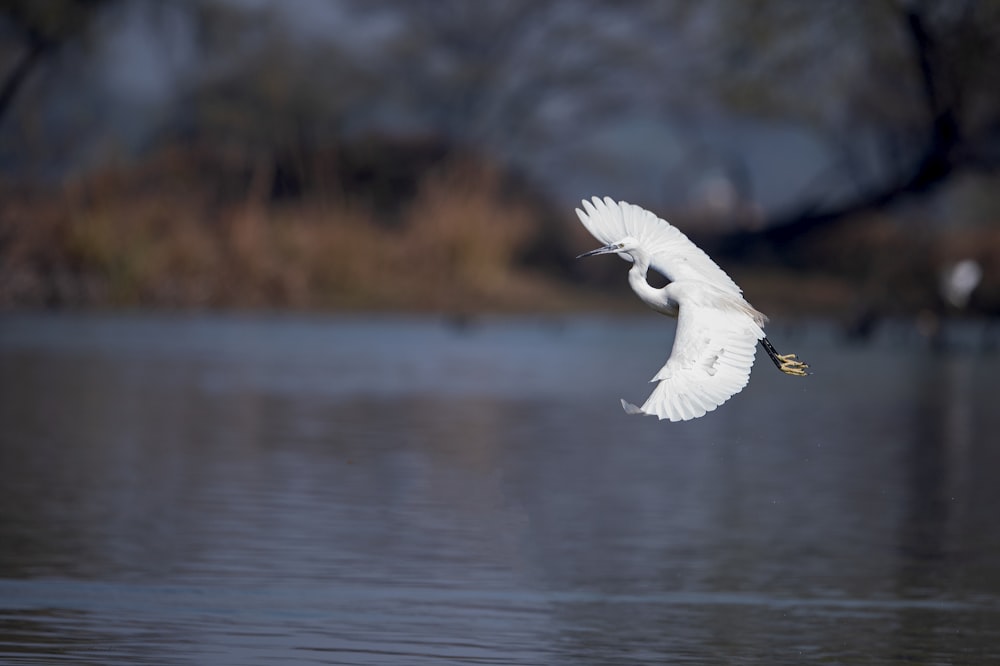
[
  {"xmin": 622, "ymin": 298, "xmax": 765, "ymax": 421},
  {"xmin": 576, "ymin": 196, "xmax": 742, "ymax": 295}
]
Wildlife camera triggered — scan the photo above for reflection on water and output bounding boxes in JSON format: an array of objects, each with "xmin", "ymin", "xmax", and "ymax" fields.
[{"xmin": 1, "ymin": 313, "xmax": 999, "ymax": 664}]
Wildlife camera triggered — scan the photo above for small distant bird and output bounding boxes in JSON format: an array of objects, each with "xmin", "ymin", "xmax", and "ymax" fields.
[
  {"xmin": 940, "ymin": 259, "xmax": 982, "ymax": 309},
  {"xmin": 576, "ymin": 196, "xmax": 808, "ymax": 421}
]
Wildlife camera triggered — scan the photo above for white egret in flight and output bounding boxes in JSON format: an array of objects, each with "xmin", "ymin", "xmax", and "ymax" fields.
[{"xmin": 576, "ymin": 196, "xmax": 808, "ymax": 421}]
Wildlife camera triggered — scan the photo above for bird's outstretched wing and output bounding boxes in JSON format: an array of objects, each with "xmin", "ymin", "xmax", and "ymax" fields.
[
  {"xmin": 576, "ymin": 196, "xmax": 742, "ymax": 295},
  {"xmin": 622, "ymin": 297, "xmax": 765, "ymax": 421}
]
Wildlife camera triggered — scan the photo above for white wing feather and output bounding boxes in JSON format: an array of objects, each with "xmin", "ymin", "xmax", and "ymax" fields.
[
  {"xmin": 576, "ymin": 196, "xmax": 742, "ymax": 295},
  {"xmin": 621, "ymin": 294, "xmax": 765, "ymax": 422}
]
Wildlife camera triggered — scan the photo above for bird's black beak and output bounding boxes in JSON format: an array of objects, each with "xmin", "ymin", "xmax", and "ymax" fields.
[{"xmin": 576, "ymin": 243, "xmax": 619, "ymax": 259}]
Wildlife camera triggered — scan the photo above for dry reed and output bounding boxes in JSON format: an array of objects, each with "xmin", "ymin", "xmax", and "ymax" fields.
[{"xmin": 0, "ymin": 153, "xmax": 579, "ymax": 311}]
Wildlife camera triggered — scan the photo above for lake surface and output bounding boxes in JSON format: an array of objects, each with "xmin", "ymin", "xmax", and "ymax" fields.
[{"xmin": 1, "ymin": 312, "xmax": 999, "ymax": 665}]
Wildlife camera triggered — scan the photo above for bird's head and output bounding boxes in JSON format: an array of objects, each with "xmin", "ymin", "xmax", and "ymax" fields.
[{"xmin": 576, "ymin": 236, "xmax": 640, "ymax": 263}]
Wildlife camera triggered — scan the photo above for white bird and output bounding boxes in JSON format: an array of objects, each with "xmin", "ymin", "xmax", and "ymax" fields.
[
  {"xmin": 576, "ymin": 196, "xmax": 808, "ymax": 421},
  {"xmin": 941, "ymin": 258, "xmax": 982, "ymax": 309}
]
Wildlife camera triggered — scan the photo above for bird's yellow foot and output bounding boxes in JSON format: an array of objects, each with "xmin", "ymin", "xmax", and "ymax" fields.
[{"xmin": 777, "ymin": 353, "xmax": 809, "ymax": 377}]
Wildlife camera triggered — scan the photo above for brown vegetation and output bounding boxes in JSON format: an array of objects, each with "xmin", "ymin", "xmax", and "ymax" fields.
[
  {"xmin": 2, "ymin": 139, "xmax": 998, "ymax": 318},
  {"xmin": 0, "ymin": 142, "xmax": 594, "ymax": 312}
]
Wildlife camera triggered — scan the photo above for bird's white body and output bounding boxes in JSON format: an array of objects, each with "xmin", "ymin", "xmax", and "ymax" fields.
[{"xmin": 576, "ymin": 196, "xmax": 804, "ymax": 422}]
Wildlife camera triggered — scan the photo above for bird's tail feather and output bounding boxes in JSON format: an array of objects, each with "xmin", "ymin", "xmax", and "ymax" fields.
[{"xmin": 620, "ymin": 399, "xmax": 644, "ymax": 415}]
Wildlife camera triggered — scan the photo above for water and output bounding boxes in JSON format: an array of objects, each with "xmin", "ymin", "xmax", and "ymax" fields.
[{"xmin": 1, "ymin": 312, "xmax": 998, "ymax": 665}]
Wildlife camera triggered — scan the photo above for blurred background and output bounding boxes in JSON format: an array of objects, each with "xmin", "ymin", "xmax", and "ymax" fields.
[
  {"xmin": 2, "ymin": 0, "xmax": 998, "ymax": 327},
  {"xmin": 3, "ymin": 2, "xmax": 1000, "ymax": 664}
]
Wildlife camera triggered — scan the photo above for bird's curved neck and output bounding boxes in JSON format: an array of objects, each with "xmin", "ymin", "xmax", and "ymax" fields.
[{"xmin": 627, "ymin": 256, "xmax": 676, "ymax": 316}]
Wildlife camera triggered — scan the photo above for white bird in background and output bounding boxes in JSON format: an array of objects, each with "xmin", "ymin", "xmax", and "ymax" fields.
[
  {"xmin": 941, "ymin": 258, "xmax": 982, "ymax": 309},
  {"xmin": 576, "ymin": 196, "xmax": 808, "ymax": 421}
]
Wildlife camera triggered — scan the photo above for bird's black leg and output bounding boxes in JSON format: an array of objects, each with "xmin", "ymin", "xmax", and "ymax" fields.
[
  {"xmin": 761, "ymin": 337, "xmax": 809, "ymax": 376},
  {"xmin": 760, "ymin": 338, "xmax": 783, "ymax": 370}
]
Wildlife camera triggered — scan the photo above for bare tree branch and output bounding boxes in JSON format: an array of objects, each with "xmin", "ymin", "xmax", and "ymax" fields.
[
  {"xmin": 721, "ymin": 1, "xmax": 1000, "ymax": 251},
  {"xmin": 0, "ymin": 26, "xmax": 49, "ymax": 127},
  {"xmin": 0, "ymin": 0, "xmax": 113, "ymax": 129}
]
